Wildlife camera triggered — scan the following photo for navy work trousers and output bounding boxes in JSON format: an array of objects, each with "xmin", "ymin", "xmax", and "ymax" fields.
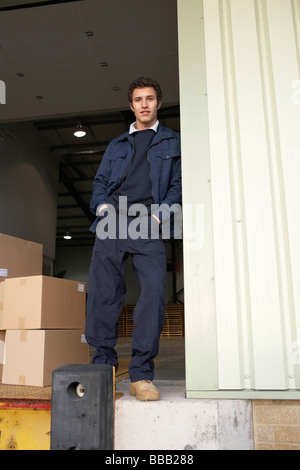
[{"xmin": 85, "ymin": 215, "xmax": 166, "ymax": 382}]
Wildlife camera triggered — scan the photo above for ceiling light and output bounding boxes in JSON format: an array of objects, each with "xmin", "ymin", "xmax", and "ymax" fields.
[
  {"xmin": 63, "ymin": 231, "xmax": 72, "ymax": 240},
  {"xmin": 74, "ymin": 124, "xmax": 86, "ymax": 138}
]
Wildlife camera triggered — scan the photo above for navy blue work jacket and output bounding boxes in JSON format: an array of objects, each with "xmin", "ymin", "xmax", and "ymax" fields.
[{"xmin": 89, "ymin": 124, "xmax": 182, "ymax": 233}]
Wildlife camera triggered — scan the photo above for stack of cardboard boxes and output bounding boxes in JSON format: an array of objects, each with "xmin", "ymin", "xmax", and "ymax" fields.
[{"xmin": 0, "ymin": 233, "xmax": 89, "ymax": 387}]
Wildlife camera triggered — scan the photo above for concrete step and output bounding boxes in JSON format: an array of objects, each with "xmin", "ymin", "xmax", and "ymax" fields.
[{"xmin": 114, "ymin": 380, "xmax": 254, "ymax": 450}]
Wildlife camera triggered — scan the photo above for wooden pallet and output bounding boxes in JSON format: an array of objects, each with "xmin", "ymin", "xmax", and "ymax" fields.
[
  {"xmin": 118, "ymin": 307, "xmax": 126, "ymax": 337},
  {"xmin": 118, "ymin": 304, "xmax": 184, "ymax": 338},
  {"xmin": 124, "ymin": 304, "xmax": 135, "ymax": 337},
  {"xmin": 162, "ymin": 304, "xmax": 184, "ymax": 337}
]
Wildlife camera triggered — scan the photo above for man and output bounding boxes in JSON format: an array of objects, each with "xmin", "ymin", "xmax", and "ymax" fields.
[{"xmin": 85, "ymin": 77, "xmax": 181, "ymax": 401}]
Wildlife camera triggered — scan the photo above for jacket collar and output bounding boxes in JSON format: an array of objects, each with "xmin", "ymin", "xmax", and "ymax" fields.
[
  {"xmin": 129, "ymin": 120, "xmax": 159, "ymax": 134},
  {"xmin": 116, "ymin": 123, "xmax": 176, "ymax": 144}
]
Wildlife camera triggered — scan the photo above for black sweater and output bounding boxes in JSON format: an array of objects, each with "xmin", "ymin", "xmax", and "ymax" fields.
[{"xmin": 108, "ymin": 129, "xmax": 155, "ymax": 213}]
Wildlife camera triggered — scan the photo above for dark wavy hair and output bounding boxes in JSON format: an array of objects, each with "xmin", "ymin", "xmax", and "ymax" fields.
[{"xmin": 128, "ymin": 77, "xmax": 163, "ymax": 103}]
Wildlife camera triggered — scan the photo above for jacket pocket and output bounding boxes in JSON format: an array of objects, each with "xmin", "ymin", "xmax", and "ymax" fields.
[
  {"xmin": 150, "ymin": 152, "xmax": 179, "ymax": 202},
  {"xmin": 151, "ymin": 145, "xmax": 180, "ymax": 161},
  {"xmin": 108, "ymin": 152, "xmax": 129, "ymax": 182}
]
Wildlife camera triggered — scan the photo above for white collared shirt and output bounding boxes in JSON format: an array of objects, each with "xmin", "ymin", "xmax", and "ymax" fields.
[{"xmin": 129, "ymin": 120, "xmax": 159, "ymax": 134}]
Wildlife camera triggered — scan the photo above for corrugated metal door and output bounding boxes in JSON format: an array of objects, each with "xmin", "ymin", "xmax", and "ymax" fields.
[{"xmin": 178, "ymin": 0, "xmax": 300, "ymax": 397}]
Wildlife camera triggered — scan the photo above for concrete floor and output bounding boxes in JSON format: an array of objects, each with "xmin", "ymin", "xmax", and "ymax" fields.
[
  {"xmin": 115, "ymin": 336, "xmax": 185, "ymax": 381},
  {"xmin": 89, "ymin": 337, "xmax": 254, "ymax": 450},
  {"xmin": 89, "ymin": 336, "xmax": 185, "ymax": 381}
]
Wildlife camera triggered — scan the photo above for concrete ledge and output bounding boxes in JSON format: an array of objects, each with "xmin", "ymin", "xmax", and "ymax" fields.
[{"xmin": 115, "ymin": 380, "xmax": 254, "ymax": 450}]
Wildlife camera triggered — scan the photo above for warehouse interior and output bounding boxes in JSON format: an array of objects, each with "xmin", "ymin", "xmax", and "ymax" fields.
[{"xmin": 0, "ymin": 0, "xmax": 185, "ymax": 389}]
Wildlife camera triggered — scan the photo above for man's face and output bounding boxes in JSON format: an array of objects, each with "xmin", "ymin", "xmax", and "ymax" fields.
[{"xmin": 130, "ymin": 86, "xmax": 161, "ymax": 130}]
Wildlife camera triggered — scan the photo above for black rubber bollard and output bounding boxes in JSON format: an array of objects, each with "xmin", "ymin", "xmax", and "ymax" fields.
[{"xmin": 50, "ymin": 364, "xmax": 114, "ymax": 450}]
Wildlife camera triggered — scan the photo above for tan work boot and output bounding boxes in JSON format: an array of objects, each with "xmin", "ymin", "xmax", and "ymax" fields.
[{"xmin": 129, "ymin": 380, "xmax": 160, "ymax": 401}]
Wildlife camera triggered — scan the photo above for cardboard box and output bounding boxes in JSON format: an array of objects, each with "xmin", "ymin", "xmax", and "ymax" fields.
[
  {"xmin": 0, "ymin": 233, "xmax": 43, "ymax": 282},
  {"xmin": 0, "ymin": 330, "xmax": 5, "ymax": 382},
  {"xmin": 0, "ymin": 281, "xmax": 4, "ymax": 330},
  {"xmin": 2, "ymin": 275, "xmax": 86, "ymax": 330},
  {"xmin": 2, "ymin": 329, "xmax": 89, "ymax": 387}
]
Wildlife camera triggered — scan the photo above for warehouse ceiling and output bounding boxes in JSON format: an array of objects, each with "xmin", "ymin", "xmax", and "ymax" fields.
[{"xmin": 0, "ymin": 0, "xmax": 180, "ymax": 247}]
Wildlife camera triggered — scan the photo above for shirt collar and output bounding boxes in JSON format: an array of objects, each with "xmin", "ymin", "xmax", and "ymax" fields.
[{"xmin": 129, "ymin": 120, "xmax": 159, "ymax": 134}]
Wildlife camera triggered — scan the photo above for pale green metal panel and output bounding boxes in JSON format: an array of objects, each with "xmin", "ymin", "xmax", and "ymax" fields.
[
  {"xmin": 178, "ymin": 0, "xmax": 300, "ymax": 398},
  {"xmin": 177, "ymin": 0, "xmax": 219, "ymax": 392}
]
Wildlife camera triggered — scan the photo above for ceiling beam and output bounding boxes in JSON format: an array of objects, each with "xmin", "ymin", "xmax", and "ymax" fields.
[
  {"xmin": 0, "ymin": 0, "xmax": 82, "ymax": 11},
  {"xmin": 51, "ymin": 140, "xmax": 110, "ymax": 153},
  {"xmin": 59, "ymin": 167, "xmax": 94, "ymax": 223},
  {"xmin": 34, "ymin": 106, "xmax": 180, "ymax": 131}
]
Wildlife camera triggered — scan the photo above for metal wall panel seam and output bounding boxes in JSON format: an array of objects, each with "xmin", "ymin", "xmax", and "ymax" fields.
[
  {"xmin": 204, "ymin": 0, "xmax": 244, "ymax": 389},
  {"xmin": 219, "ymin": 0, "xmax": 254, "ymax": 389},
  {"xmin": 291, "ymin": 0, "xmax": 300, "ymax": 71},
  {"xmin": 230, "ymin": 0, "xmax": 289, "ymax": 390},
  {"xmin": 266, "ymin": 0, "xmax": 300, "ymax": 389},
  {"xmin": 255, "ymin": 0, "xmax": 297, "ymax": 390},
  {"xmin": 177, "ymin": 0, "xmax": 219, "ymax": 392},
  {"xmin": 203, "ymin": 0, "xmax": 250, "ymax": 389}
]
